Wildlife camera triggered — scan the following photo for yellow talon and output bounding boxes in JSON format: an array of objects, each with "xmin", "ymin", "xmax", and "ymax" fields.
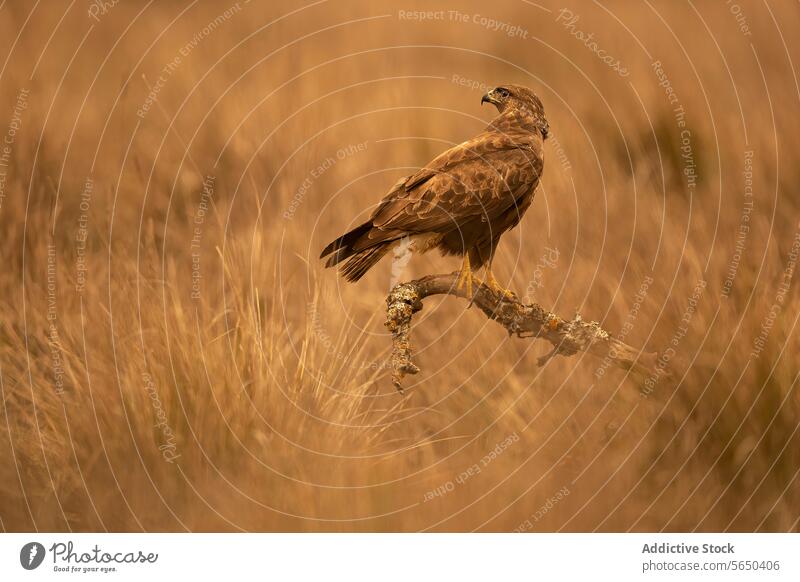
[
  {"xmin": 484, "ymin": 266, "xmax": 515, "ymax": 299},
  {"xmin": 456, "ymin": 254, "xmax": 474, "ymax": 297}
]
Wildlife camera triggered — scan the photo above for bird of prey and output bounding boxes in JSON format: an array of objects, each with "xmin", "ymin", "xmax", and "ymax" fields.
[{"xmin": 320, "ymin": 84, "xmax": 548, "ymax": 297}]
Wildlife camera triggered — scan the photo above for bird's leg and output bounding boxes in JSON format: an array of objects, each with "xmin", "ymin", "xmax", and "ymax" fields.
[
  {"xmin": 483, "ymin": 264, "xmax": 515, "ymax": 300},
  {"xmin": 455, "ymin": 253, "xmax": 474, "ymax": 297}
]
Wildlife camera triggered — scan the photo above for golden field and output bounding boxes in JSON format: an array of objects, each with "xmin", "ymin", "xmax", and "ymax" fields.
[{"xmin": 0, "ymin": 0, "xmax": 798, "ymax": 532}]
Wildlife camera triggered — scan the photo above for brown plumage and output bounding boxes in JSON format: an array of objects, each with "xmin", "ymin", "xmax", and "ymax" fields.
[{"xmin": 320, "ymin": 84, "xmax": 548, "ymax": 294}]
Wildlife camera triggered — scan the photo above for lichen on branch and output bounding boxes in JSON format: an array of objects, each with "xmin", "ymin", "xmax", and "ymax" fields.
[{"xmin": 385, "ymin": 272, "xmax": 660, "ymax": 391}]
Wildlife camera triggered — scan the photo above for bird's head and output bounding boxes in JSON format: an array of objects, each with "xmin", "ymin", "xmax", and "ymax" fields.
[{"xmin": 482, "ymin": 84, "xmax": 549, "ymax": 139}]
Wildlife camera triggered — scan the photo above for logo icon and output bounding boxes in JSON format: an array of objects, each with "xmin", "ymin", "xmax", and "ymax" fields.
[{"xmin": 20, "ymin": 542, "xmax": 46, "ymax": 570}]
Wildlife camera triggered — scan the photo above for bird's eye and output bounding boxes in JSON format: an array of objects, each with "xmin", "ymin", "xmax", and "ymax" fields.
[{"xmin": 497, "ymin": 88, "xmax": 510, "ymax": 98}]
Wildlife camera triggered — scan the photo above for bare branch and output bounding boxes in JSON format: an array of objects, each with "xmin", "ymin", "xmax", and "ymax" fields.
[{"xmin": 385, "ymin": 272, "xmax": 660, "ymax": 391}]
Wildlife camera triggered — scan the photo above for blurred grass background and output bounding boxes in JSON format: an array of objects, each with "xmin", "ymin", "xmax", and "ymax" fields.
[{"xmin": 0, "ymin": 0, "xmax": 798, "ymax": 531}]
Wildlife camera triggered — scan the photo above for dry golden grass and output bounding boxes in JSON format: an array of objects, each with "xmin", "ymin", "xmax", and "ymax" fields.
[{"xmin": 0, "ymin": 0, "xmax": 798, "ymax": 531}]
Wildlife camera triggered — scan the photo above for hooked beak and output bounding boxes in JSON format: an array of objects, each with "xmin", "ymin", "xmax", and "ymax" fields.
[{"xmin": 481, "ymin": 90, "xmax": 498, "ymax": 106}]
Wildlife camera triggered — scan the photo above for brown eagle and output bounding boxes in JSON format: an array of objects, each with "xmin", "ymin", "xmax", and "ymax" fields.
[{"xmin": 320, "ymin": 84, "xmax": 548, "ymax": 296}]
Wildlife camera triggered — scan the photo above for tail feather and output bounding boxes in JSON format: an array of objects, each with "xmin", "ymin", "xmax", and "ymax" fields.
[
  {"xmin": 319, "ymin": 221, "xmax": 372, "ymax": 264},
  {"xmin": 323, "ymin": 246, "xmax": 350, "ymax": 268},
  {"xmin": 339, "ymin": 244, "xmax": 391, "ymax": 282},
  {"xmin": 321, "ymin": 221, "xmax": 399, "ymax": 281}
]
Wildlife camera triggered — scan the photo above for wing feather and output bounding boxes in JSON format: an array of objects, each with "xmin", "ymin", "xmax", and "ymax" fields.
[{"xmin": 371, "ymin": 133, "xmax": 542, "ymax": 235}]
